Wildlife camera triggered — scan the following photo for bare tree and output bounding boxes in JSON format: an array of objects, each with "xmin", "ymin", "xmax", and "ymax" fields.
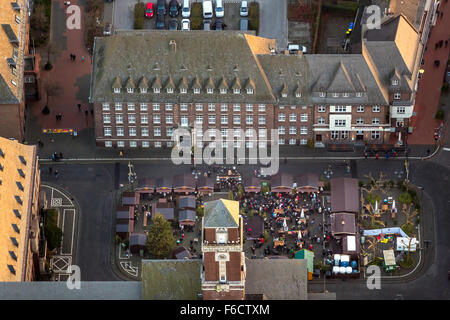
[
  {"xmin": 401, "ymin": 203, "xmax": 419, "ymax": 226},
  {"xmin": 43, "ymin": 80, "xmax": 63, "ymax": 106}
]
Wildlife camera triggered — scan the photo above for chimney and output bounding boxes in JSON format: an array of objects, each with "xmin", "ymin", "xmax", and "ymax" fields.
[{"xmin": 169, "ymin": 40, "xmax": 176, "ymax": 53}]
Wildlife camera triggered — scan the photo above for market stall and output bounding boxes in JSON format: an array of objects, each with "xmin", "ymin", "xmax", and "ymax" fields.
[
  {"xmin": 156, "ymin": 177, "xmax": 173, "ymax": 194},
  {"xmin": 383, "ymin": 249, "xmax": 396, "ymax": 272},
  {"xmin": 135, "ymin": 178, "xmax": 156, "ymax": 194},
  {"xmin": 271, "ymin": 173, "xmax": 294, "ymax": 193},
  {"xmin": 244, "ymin": 176, "xmax": 262, "ymax": 193},
  {"xmin": 294, "ymin": 173, "xmax": 322, "ymax": 193},
  {"xmin": 173, "ymin": 174, "xmax": 196, "ymax": 194},
  {"xmin": 196, "ymin": 176, "xmax": 214, "ymax": 194}
]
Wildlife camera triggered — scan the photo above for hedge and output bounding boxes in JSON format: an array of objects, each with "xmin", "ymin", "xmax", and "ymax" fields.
[
  {"xmin": 435, "ymin": 108, "xmax": 445, "ymax": 120},
  {"xmin": 30, "ymin": 0, "xmax": 52, "ymax": 47},
  {"xmin": 249, "ymin": 2, "xmax": 260, "ymax": 33},
  {"xmin": 322, "ymin": 1, "xmax": 358, "ymax": 16},
  {"xmin": 134, "ymin": 2, "xmax": 146, "ymax": 29},
  {"xmin": 191, "ymin": 3, "xmax": 203, "ymax": 30}
]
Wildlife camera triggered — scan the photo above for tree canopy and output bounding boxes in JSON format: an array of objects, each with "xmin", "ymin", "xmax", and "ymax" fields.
[{"xmin": 146, "ymin": 214, "xmax": 176, "ymax": 259}]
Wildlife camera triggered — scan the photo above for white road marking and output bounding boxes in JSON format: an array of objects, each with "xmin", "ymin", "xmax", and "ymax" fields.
[{"xmin": 443, "ymin": 147, "xmax": 450, "ymax": 151}]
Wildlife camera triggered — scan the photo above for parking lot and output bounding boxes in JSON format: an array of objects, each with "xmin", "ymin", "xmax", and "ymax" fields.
[{"xmin": 110, "ymin": 0, "xmax": 288, "ymax": 49}]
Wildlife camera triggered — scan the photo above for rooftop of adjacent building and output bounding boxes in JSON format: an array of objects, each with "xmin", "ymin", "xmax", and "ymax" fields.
[
  {"xmin": 0, "ymin": 137, "xmax": 37, "ymax": 281},
  {"xmin": 0, "ymin": 0, "xmax": 28, "ymax": 105}
]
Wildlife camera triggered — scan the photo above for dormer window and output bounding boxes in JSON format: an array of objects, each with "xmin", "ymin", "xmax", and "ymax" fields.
[
  {"xmin": 220, "ymin": 88, "xmax": 227, "ymax": 94},
  {"xmin": 332, "ymin": 93, "xmax": 339, "ymax": 98},
  {"xmin": 392, "ymin": 80, "xmax": 398, "ymax": 86},
  {"xmin": 180, "ymin": 88, "xmax": 187, "ymax": 94},
  {"xmin": 319, "ymin": 92, "xmax": 326, "ymax": 97},
  {"xmin": 194, "ymin": 88, "xmax": 200, "ymax": 94},
  {"xmin": 296, "ymin": 92, "xmax": 301, "ymax": 98},
  {"xmin": 233, "ymin": 88, "xmax": 240, "ymax": 94},
  {"xmin": 343, "ymin": 93, "xmax": 349, "ymax": 97},
  {"xmin": 167, "ymin": 88, "xmax": 174, "ymax": 94},
  {"xmin": 114, "ymin": 88, "xmax": 120, "ymax": 94},
  {"xmin": 140, "ymin": 88, "xmax": 147, "ymax": 94},
  {"xmin": 127, "ymin": 88, "xmax": 134, "ymax": 93},
  {"xmin": 356, "ymin": 92, "xmax": 362, "ymax": 97},
  {"xmin": 394, "ymin": 92, "xmax": 401, "ymax": 99},
  {"xmin": 154, "ymin": 88, "xmax": 160, "ymax": 93},
  {"xmin": 207, "ymin": 88, "xmax": 214, "ymax": 94}
]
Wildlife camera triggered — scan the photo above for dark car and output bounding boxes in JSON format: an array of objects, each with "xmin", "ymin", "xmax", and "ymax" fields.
[
  {"xmin": 169, "ymin": 19, "xmax": 178, "ymax": 30},
  {"xmin": 157, "ymin": 0, "xmax": 166, "ymax": 15},
  {"xmin": 169, "ymin": 0, "xmax": 179, "ymax": 18},
  {"xmin": 156, "ymin": 14, "xmax": 165, "ymax": 29},
  {"xmin": 214, "ymin": 19, "xmax": 226, "ymax": 30}
]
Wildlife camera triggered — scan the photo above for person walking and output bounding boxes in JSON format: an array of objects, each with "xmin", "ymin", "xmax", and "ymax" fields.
[
  {"xmin": 375, "ymin": 153, "xmax": 379, "ymax": 160},
  {"xmin": 59, "ymin": 152, "xmax": 63, "ymax": 159},
  {"xmin": 364, "ymin": 151, "xmax": 368, "ymax": 159},
  {"xmin": 55, "ymin": 170, "xmax": 59, "ymax": 178},
  {"xmin": 81, "ymin": 56, "xmax": 85, "ymax": 62},
  {"xmin": 77, "ymin": 103, "xmax": 81, "ymax": 110}
]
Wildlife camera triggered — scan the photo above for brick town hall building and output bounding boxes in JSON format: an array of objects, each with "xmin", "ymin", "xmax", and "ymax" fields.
[{"xmin": 89, "ymin": 14, "xmax": 422, "ymax": 150}]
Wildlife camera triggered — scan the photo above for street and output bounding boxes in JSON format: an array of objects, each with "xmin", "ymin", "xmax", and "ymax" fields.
[{"xmin": 39, "ymin": 155, "xmax": 450, "ymax": 300}]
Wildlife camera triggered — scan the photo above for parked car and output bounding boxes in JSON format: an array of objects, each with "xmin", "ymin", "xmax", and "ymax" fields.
[
  {"xmin": 145, "ymin": 2, "xmax": 154, "ymax": 18},
  {"xmin": 156, "ymin": 14, "xmax": 165, "ymax": 29},
  {"xmin": 240, "ymin": 0, "xmax": 248, "ymax": 17},
  {"xmin": 182, "ymin": 0, "xmax": 190, "ymax": 18},
  {"xmin": 202, "ymin": 0, "xmax": 213, "ymax": 19},
  {"xmin": 214, "ymin": 19, "xmax": 223, "ymax": 30},
  {"xmin": 287, "ymin": 44, "xmax": 307, "ymax": 54},
  {"xmin": 169, "ymin": 19, "xmax": 178, "ymax": 30},
  {"xmin": 103, "ymin": 22, "xmax": 112, "ymax": 36},
  {"xmin": 203, "ymin": 19, "xmax": 211, "ymax": 30},
  {"xmin": 181, "ymin": 18, "xmax": 190, "ymax": 31},
  {"xmin": 169, "ymin": 0, "xmax": 179, "ymax": 18},
  {"xmin": 215, "ymin": 0, "xmax": 224, "ymax": 18},
  {"xmin": 156, "ymin": 0, "xmax": 166, "ymax": 15},
  {"xmin": 239, "ymin": 18, "xmax": 248, "ymax": 31}
]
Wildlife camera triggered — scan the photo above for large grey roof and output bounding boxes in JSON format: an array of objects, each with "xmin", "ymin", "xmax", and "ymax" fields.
[
  {"xmin": 90, "ymin": 31, "xmax": 276, "ymax": 104},
  {"xmin": 141, "ymin": 259, "xmax": 202, "ymax": 300},
  {"xmin": 0, "ymin": 282, "xmax": 141, "ymax": 300},
  {"xmin": 204, "ymin": 199, "xmax": 239, "ymax": 228},
  {"xmin": 306, "ymin": 54, "xmax": 387, "ymax": 105},
  {"xmin": 257, "ymin": 54, "xmax": 310, "ymax": 105},
  {"xmin": 245, "ymin": 259, "xmax": 308, "ymax": 300}
]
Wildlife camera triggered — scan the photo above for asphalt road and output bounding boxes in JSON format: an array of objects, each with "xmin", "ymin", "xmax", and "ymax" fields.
[{"xmin": 42, "ymin": 163, "xmax": 122, "ymax": 281}]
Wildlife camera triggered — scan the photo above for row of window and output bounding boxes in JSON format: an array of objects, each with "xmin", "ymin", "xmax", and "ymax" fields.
[
  {"xmin": 317, "ymin": 105, "xmax": 381, "ymax": 113},
  {"xmin": 278, "ymin": 114, "xmax": 308, "ymax": 122},
  {"xmin": 102, "ymin": 103, "xmax": 268, "ymax": 112},
  {"xmin": 330, "ymin": 131, "xmax": 381, "ymax": 140},
  {"xmin": 115, "ymin": 87, "xmax": 254, "ymax": 95},
  {"xmin": 104, "ymin": 139, "xmax": 308, "ymax": 148},
  {"xmin": 319, "ymin": 92, "xmax": 364, "ymax": 98},
  {"xmin": 103, "ymin": 114, "xmax": 272, "ymax": 125},
  {"xmin": 104, "ymin": 113, "xmax": 388, "ymax": 126},
  {"xmin": 104, "ymin": 126, "xmax": 309, "ymax": 137}
]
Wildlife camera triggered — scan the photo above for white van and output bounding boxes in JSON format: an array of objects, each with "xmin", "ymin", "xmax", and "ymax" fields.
[
  {"xmin": 203, "ymin": 0, "xmax": 213, "ymax": 19},
  {"xmin": 182, "ymin": 0, "xmax": 190, "ymax": 18},
  {"xmin": 215, "ymin": 0, "xmax": 224, "ymax": 18}
]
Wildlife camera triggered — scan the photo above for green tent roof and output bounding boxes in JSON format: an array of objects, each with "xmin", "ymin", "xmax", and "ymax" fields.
[{"xmin": 295, "ymin": 249, "xmax": 315, "ymax": 273}]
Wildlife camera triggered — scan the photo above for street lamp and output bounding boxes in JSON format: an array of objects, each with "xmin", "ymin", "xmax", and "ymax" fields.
[{"xmin": 324, "ymin": 164, "xmax": 333, "ymax": 179}]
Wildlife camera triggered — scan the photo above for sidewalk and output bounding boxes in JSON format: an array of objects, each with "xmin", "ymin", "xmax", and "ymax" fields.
[
  {"xmin": 27, "ymin": 0, "xmax": 94, "ymax": 138},
  {"xmin": 408, "ymin": 1, "xmax": 450, "ymax": 144},
  {"xmin": 31, "ymin": 129, "xmax": 436, "ymax": 161}
]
